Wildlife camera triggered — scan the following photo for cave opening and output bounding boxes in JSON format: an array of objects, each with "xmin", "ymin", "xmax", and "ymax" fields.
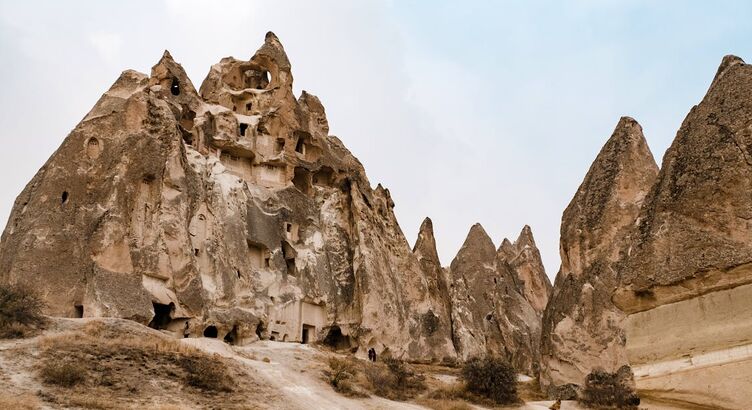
[
  {"xmin": 323, "ymin": 326, "xmax": 352, "ymax": 351},
  {"xmin": 148, "ymin": 302, "xmax": 174, "ymax": 330},
  {"xmin": 203, "ymin": 325, "xmax": 218, "ymax": 338},
  {"xmin": 171, "ymin": 77, "xmax": 180, "ymax": 96}
]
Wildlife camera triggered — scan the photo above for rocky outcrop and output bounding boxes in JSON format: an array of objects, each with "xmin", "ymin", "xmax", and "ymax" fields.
[
  {"xmin": 498, "ymin": 225, "xmax": 552, "ymax": 315},
  {"xmin": 449, "ymin": 224, "xmax": 542, "ymax": 375},
  {"xmin": 614, "ymin": 56, "xmax": 752, "ymax": 408},
  {"xmin": 539, "ymin": 117, "xmax": 658, "ymax": 398},
  {"xmin": 0, "ymin": 32, "xmax": 463, "ymax": 362}
]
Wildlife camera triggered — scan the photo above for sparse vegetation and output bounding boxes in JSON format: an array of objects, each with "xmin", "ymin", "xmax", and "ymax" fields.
[
  {"xmin": 324, "ymin": 357, "xmax": 367, "ymax": 397},
  {"xmin": 0, "ymin": 393, "xmax": 41, "ymax": 410},
  {"xmin": 364, "ymin": 357, "xmax": 426, "ymax": 400},
  {"xmin": 40, "ymin": 360, "xmax": 87, "ymax": 387},
  {"xmin": 0, "ymin": 283, "xmax": 45, "ymax": 338},
  {"xmin": 179, "ymin": 356, "xmax": 234, "ymax": 392},
  {"xmin": 579, "ymin": 367, "xmax": 640, "ymax": 409},
  {"xmin": 460, "ymin": 357, "xmax": 518, "ymax": 404}
]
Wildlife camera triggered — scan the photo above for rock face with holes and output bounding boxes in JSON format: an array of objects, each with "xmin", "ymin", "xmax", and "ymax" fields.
[
  {"xmin": 538, "ymin": 117, "xmax": 658, "ymax": 399},
  {"xmin": 612, "ymin": 56, "xmax": 752, "ymax": 408},
  {"xmin": 448, "ymin": 223, "xmax": 545, "ymax": 375},
  {"xmin": 0, "ymin": 32, "xmax": 462, "ymax": 361}
]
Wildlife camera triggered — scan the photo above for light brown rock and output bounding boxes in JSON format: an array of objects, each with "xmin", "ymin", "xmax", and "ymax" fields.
[
  {"xmin": 614, "ymin": 56, "xmax": 752, "ymax": 408},
  {"xmin": 539, "ymin": 117, "xmax": 658, "ymax": 398}
]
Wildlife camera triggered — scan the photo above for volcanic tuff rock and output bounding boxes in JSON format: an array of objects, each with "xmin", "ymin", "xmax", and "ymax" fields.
[
  {"xmin": 449, "ymin": 224, "xmax": 543, "ymax": 375},
  {"xmin": 539, "ymin": 117, "xmax": 658, "ymax": 399},
  {"xmin": 614, "ymin": 56, "xmax": 752, "ymax": 408},
  {"xmin": 0, "ymin": 33, "xmax": 548, "ymax": 364},
  {"xmin": 498, "ymin": 225, "xmax": 552, "ymax": 315}
]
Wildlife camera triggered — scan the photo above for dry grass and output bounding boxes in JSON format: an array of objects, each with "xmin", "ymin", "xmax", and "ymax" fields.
[
  {"xmin": 324, "ymin": 355, "xmax": 427, "ymax": 401},
  {"xmin": 0, "ymin": 284, "xmax": 46, "ymax": 339},
  {"xmin": 324, "ymin": 357, "xmax": 368, "ymax": 398},
  {"xmin": 415, "ymin": 398, "xmax": 473, "ymax": 410},
  {"xmin": 0, "ymin": 393, "xmax": 41, "ymax": 410}
]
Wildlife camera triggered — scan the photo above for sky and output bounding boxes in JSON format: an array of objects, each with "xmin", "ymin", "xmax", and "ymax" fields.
[{"xmin": 1, "ymin": 1, "xmax": 751, "ymax": 280}]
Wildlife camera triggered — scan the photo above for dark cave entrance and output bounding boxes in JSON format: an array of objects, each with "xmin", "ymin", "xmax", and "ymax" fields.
[
  {"xmin": 224, "ymin": 325, "xmax": 239, "ymax": 345},
  {"xmin": 74, "ymin": 304, "xmax": 84, "ymax": 318},
  {"xmin": 171, "ymin": 77, "xmax": 180, "ymax": 95},
  {"xmin": 301, "ymin": 324, "xmax": 315, "ymax": 344},
  {"xmin": 148, "ymin": 302, "xmax": 173, "ymax": 330},
  {"xmin": 322, "ymin": 326, "xmax": 352, "ymax": 351},
  {"xmin": 203, "ymin": 325, "xmax": 218, "ymax": 338}
]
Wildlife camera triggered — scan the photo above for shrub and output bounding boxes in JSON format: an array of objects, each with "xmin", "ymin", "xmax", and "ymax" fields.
[
  {"xmin": 179, "ymin": 356, "xmax": 234, "ymax": 392},
  {"xmin": 0, "ymin": 284, "xmax": 45, "ymax": 338},
  {"xmin": 364, "ymin": 357, "xmax": 426, "ymax": 400},
  {"xmin": 580, "ymin": 367, "xmax": 640, "ymax": 409},
  {"xmin": 40, "ymin": 360, "xmax": 87, "ymax": 387},
  {"xmin": 460, "ymin": 357, "xmax": 518, "ymax": 404},
  {"xmin": 324, "ymin": 357, "xmax": 367, "ymax": 398}
]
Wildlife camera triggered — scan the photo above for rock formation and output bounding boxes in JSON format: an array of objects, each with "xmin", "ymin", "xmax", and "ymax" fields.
[
  {"xmin": 449, "ymin": 224, "xmax": 543, "ymax": 375},
  {"xmin": 0, "ymin": 33, "xmax": 548, "ymax": 365},
  {"xmin": 539, "ymin": 117, "xmax": 658, "ymax": 398},
  {"xmin": 614, "ymin": 56, "xmax": 752, "ymax": 408},
  {"xmin": 498, "ymin": 225, "xmax": 552, "ymax": 315}
]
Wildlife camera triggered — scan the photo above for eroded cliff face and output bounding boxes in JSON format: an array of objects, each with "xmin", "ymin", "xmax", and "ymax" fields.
[
  {"xmin": 539, "ymin": 117, "xmax": 658, "ymax": 398},
  {"xmin": 449, "ymin": 224, "xmax": 543, "ymax": 375},
  {"xmin": 614, "ymin": 56, "xmax": 752, "ymax": 408},
  {"xmin": 0, "ymin": 33, "xmax": 466, "ymax": 362}
]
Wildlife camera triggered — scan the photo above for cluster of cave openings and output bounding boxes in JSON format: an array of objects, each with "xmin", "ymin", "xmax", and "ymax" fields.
[
  {"xmin": 281, "ymin": 240, "xmax": 296, "ymax": 276},
  {"xmin": 204, "ymin": 325, "xmax": 218, "ymax": 338},
  {"xmin": 148, "ymin": 302, "xmax": 174, "ymax": 330}
]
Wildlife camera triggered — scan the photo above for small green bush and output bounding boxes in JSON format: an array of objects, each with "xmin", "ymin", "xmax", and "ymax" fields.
[
  {"xmin": 179, "ymin": 356, "xmax": 234, "ymax": 392},
  {"xmin": 40, "ymin": 360, "xmax": 87, "ymax": 387},
  {"xmin": 461, "ymin": 357, "xmax": 518, "ymax": 404},
  {"xmin": 0, "ymin": 284, "xmax": 45, "ymax": 338},
  {"xmin": 580, "ymin": 367, "xmax": 640, "ymax": 409}
]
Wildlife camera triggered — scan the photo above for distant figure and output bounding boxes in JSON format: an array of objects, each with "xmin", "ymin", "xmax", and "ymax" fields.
[
  {"xmin": 368, "ymin": 348, "xmax": 377, "ymax": 362},
  {"xmin": 549, "ymin": 399, "xmax": 561, "ymax": 410}
]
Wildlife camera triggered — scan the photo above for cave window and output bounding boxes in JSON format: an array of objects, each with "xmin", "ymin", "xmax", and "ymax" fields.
[
  {"xmin": 203, "ymin": 326, "xmax": 218, "ymax": 338},
  {"xmin": 148, "ymin": 302, "xmax": 174, "ymax": 330},
  {"xmin": 74, "ymin": 305, "xmax": 84, "ymax": 318},
  {"xmin": 281, "ymin": 241, "xmax": 296, "ymax": 276},
  {"xmin": 236, "ymin": 269, "xmax": 241, "ymax": 278},
  {"xmin": 194, "ymin": 248, "xmax": 200, "ymax": 256},
  {"xmin": 61, "ymin": 191, "xmax": 69, "ymax": 204},
  {"xmin": 493, "ymin": 278, "xmax": 497, "ymax": 284},
  {"xmin": 286, "ymin": 259, "xmax": 296, "ymax": 276},
  {"xmin": 286, "ymin": 223, "xmax": 293, "ymax": 233},
  {"xmin": 171, "ymin": 78, "xmax": 180, "ymax": 96},
  {"xmin": 245, "ymin": 102, "xmax": 252, "ymax": 112},
  {"xmin": 275, "ymin": 139, "xmax": 285, "ymax": 154},
  {"xmin": 86, "ymin": 137, "xmax": 101, "ymax": 159},
  {"xmin": 292, "ymin": 167, "xmax": 312, "ymax": 195},
  {"xmin": 295, "ymin": 138, "xmax": 305, "ymax": 154},
  {"xmin": 264, "ymin": 256, "xmax": 271, "ymax": 268},
  {"xmin": 255, "ymin": 321, "xmax": 265, "ymax": 339},
  {"xmin": 485, "ymin": 313, "xmax": 493, "ymax": 321},
  {"xmin": 224, "ymin": 325, "xmax": 238, "ymax": 345},
  {"xmin": 239, "ymin": 123, "xmax": 248, "ymax": 136}
]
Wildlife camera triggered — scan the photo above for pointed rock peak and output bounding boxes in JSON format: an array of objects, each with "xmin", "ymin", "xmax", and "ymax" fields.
[
  {"xmin": 413, "ymin": 217, "xmax": 439, "ymax": 261},
  {"xmin": 515, "ymin": 225, "xmax": 536, "ymax": 249},
  {"xmin": 498, "ymin": 237, "xmax": 515, "ymax": 260},
  {"xmin": 161, "ymin": 50, "xmax": 174, "ymax": 61},
  {"xmin": 265, "ymin": 31, "xmax": 281, "ymax": 44},
  {"xmin": 149, "ymin": 50, "xmax": 199, "ymax": 99},
  {"xmin": 461, "ymin": 223, "xmax": 496, "ymax": 254},
  {"xmin": 712, "ymin": 54, "xmax": 745, "ymax": 86}
]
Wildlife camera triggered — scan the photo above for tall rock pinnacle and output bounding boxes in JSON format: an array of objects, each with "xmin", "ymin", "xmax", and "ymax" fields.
[
  {"xmin": 499, "ymin": 225, "xmax": 552, "ymax": 314},
  {"xmin": 449, "ymin": 223, "xmax": 542, "ymax": 375},
  {"xmin": 614, "ymin": 56, "xmax": 752, "ymax": 408},
  {"xmin": 539, "ymin": 116, "xmax": 658, "ymax": 398}
]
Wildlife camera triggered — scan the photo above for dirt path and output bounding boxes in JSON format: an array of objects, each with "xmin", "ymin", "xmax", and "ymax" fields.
[{"xmin": 182, "ymin": 338, "xmax": 427, "ymax": 410}]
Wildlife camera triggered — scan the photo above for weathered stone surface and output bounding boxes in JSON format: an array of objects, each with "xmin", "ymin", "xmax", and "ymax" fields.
[
  {"xmin": 449, "ymin": 224, "xmax": 542, "ymax": 375},
  {"xmin": 499, "ymin": 225, "xmax": 552, "ymax": 315},
  {"xmin": 0, "ymin": 33, "xmax": 459, "ymax": 361},
  {"xmin": 539, "ymin": 117, "xmax": 658, "ymax": 398},
  {"xmin": 614, "ymin": 56, "xmax": 752, "ymax": 408}
]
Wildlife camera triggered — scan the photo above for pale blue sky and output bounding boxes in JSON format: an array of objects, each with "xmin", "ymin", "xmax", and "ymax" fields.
[{"xmin": 1, "ymin": 1, "xmax": 750, "ymax": 279}]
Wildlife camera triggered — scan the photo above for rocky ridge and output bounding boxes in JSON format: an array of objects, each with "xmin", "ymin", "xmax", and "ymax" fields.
[{"xmin": 0, "ymin": 33, "xmax": 547, "ymax": 370}]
